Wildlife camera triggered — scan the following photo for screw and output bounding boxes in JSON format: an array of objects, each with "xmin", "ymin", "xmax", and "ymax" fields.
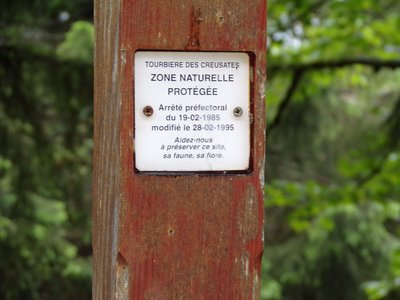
[
  {"xmin": 143, "ymin": 105, "xmax": 153, "ymax": 117},
  {"xmin": 233, "ymin": 107, "xmax": 243, "ymax": 117}
]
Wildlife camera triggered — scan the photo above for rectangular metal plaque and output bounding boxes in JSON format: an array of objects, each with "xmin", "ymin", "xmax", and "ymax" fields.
[{"xmin": 134, "ymin": 51, "xmax": 250, "ymax": 172}]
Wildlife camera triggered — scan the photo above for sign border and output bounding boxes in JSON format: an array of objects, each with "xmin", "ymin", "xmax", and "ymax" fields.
[{"xmin": 133, "ymin": 50, "xmax": 256, "ymax": 175}]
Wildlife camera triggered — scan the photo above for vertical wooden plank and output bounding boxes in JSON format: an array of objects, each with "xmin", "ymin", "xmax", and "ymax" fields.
[
  {"xmin": 93, "ymin": 0, "xmax": 121, "ymax": 299},
  {"xmin": 94, "ymin": 0, "xmax": 267, "ymax": 299}
]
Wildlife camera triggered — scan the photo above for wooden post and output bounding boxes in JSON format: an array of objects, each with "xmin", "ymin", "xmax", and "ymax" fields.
[{"xmin": 93, "ymin": 1, "xmax": 267, "ymax": 299}]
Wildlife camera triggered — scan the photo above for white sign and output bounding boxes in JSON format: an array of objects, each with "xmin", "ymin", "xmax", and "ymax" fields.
[{"xmin": 134, "ymin": 51, "xmax": 250, "ymax": 172}]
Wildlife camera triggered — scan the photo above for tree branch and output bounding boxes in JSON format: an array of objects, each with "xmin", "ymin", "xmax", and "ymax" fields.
[
  {"xmin": 266, "ymin": 58, "xmax": 400, "ymax": 135},
  {"xmin": 266, "ymin": 69, "xmax": 304, "ymax": 136}
]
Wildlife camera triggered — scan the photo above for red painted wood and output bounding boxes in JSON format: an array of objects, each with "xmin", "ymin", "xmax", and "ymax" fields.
[{"xmin": 94, "ymin": 1, "xmax": 267, "ymax": 299}]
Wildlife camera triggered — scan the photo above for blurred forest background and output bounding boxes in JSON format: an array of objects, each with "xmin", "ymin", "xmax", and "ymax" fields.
[{"xmin": 0, "ymin": 0, "xmax": 399, "ymax": 299}]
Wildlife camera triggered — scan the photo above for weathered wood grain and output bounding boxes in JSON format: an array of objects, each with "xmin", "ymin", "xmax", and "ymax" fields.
[
  {"xmin": 93, "ymin": 0, "xmax": 121, "ymax": 299},
  {"xmin": 94, "ymin": 1, "xmax": 267, "ymax": 299}
]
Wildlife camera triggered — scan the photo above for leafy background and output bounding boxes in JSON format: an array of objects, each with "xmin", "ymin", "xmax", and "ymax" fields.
[{"xmin": 0, "ymin": 0, "xmax": 399, "ymax": 299}]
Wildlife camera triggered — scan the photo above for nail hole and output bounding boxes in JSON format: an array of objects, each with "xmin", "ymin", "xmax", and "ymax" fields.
[{"xmin": 168, "ymin": 228, "xmax": 175, "ymax": 236}]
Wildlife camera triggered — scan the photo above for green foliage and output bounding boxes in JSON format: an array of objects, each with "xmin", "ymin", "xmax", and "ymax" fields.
[
  {"xmin": 57, "ymin": 21, "xmax": 94, "ymax": 63},
  {"xmin": 267, "ymin": 0, "xmax": 400, "ymax": 63},
  {"xmin": 264, "ymin": 0, "xmax": 400, "ymax": 299},
  {"xmin": 265, "ymin": 201, "xmax": 397, "ymax": 300},
  {"xmin": 0, "ymin": 2, "xmax": 93, "ymax": 295}
]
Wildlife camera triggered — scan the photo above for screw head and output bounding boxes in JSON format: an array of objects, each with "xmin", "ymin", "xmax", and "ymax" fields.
[
  {"xmin": 143, "ymin": 105, "xmax": 153, "ymax": 117},
  {"xmin": 233, "ymin": 107, "xmax": 243, "ymax": 117}
]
